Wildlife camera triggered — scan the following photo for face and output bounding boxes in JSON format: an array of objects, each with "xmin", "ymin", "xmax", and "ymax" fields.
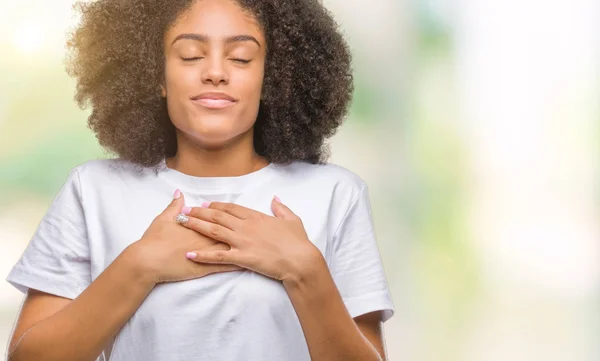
[{"xmin": 161, "ymin": 0, "xmax": 266, "ymax": 149}]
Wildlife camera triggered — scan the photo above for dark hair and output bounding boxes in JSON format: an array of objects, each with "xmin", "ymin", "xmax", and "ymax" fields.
[{"xmin": 66, "ymin": 0, "xmax": 353, "ymax": 169}]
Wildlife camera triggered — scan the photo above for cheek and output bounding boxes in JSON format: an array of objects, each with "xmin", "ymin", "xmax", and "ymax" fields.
[
  {"xmin": 239, "ymin": 76, "xmax": 263, "ymax": 117},
  {"xmin": 239, "ymin": 70, "xmax": 264, "ymax": 101},
  {"xmin": 164, "ymin": 63, "xmax": 199, "ymax": 122},
  {"xmin": 166, "ymin": 64, "xmax": 200, "ymax": 94}
]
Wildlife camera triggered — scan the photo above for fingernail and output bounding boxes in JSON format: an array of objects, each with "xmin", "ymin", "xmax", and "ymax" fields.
[
  {"xmin": 182, "ymin": 206, "xmax": 192, "ymax": 215},
  {"xmin": 186, "ymin": 252, "xmax": 197, "ymax": 259},
  {"xmin": 201, "ymin": 201, "xmax": 211, "ymax": 208},
  {"xmin": 274, "ymin": 195, "xmax": 281, "ymax": 203},
  {"xmin": 173, "ymin": 189, "xmax": 181, "ymax": 199}
]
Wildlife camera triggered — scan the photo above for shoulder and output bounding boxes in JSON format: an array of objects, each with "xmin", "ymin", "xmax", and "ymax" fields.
[
  {"xmin": 282, "ymin": 160, "xmax": 365, "ymax": 185},
  {"xmin": 72, "ymin": 157, "xmax": 152, "ymax": 180},
  {"xmin": 69, "ymin": 158, "xmax": 157, "ymax": 195},
  {"xmin": 278, "ymin": 161, "xmax": 368, "ymax": 199}
]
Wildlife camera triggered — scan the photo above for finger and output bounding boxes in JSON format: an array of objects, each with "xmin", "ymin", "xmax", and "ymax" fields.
[
  {"xmin": 186, "ymin": 207, "xmax": 242, "ymax": 231},
  {"xmin": 271, "ymin": 196, "xmax": 297, "ymax": 220},
  {"xmin": 203, "ymin": 264, "xmax": 244, "ymax": 275},
  {"xmin": 206, "ymin": 202, "xmax": 257, "ymax": 220},
  {"xmin": 186, "ymin": 260, "xmax": 243, "ymax": 279},
  {"xmin": 179, "ymin": 216, "xmax": 240, "ymax": 246},
  {"xmin": 163, "ymin": 188, "xmax": 186, "ymax": 218},
  {"xmin": 186, "ymin": 249, "xmax": 244, "ymax": 266}
]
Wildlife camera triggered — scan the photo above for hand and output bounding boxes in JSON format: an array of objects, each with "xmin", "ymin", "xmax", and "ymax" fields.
[
  {"xmin": 128, "ymin": 190, "xmax": 242, "ymax": 284},
  {"xmin": 177, "ymin": 196, "xmax": 322, "ymax": 285}
]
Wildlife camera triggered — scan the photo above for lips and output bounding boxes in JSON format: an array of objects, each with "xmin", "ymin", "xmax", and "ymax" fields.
[{"xmin": 191, "ymin": 92, "xmax": 238, "ymax": 109}]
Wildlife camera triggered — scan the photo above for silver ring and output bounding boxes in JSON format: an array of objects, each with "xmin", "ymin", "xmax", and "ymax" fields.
[{"xmin": 175, "ymin": 213, "xmax": 189, "ymax": 224}]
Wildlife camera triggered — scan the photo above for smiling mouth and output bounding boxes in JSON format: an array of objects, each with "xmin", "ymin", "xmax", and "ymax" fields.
[{"xmin": 191, "ymin": 98, "xmax": 237, "ymax": 109}]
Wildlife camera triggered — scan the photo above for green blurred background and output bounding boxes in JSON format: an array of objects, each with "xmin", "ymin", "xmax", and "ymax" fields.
[{"xmin": 1, "ymin": 0, "xmax": 599, "ymax": 360}]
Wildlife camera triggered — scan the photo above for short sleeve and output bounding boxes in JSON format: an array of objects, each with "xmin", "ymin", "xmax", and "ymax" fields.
[
  {"xmin": 330, "ymin": 185, "xmax": 395, "ymax": 323},
  {"xmin": 5, "ymin": 167, "xmax": 91, "ymax": 299}
]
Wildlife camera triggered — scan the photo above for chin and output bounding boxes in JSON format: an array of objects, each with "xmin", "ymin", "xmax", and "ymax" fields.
[
  {"xmin": 175, "ymin": 115, "xmax": 255, "ymax": 149},
  {"xmin": 196, "ymin": 136, "xmax": 238, "ymax": 150},
  {"xmin": 192, "ymin": 128, "xmax": 251, "ymax": 150}
]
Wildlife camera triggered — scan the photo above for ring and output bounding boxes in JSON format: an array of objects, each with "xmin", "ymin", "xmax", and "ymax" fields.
[{"xmin": 175, "ymin": 213, "xmax": 189, "ymax": 224}]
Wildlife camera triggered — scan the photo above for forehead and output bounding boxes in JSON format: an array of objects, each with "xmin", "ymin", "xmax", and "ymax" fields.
[{"xmin": 166, "ymin": 0, "xmax": 263, "ymax": 41}]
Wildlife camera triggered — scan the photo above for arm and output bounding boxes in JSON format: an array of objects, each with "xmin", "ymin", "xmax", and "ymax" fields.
[
  {"xmin": 354, "ymin": 311, "xmax": 387, "ymax": 359},
  {"xmin": 283, "ymin": 250, "xmax": 386, "ymax": 361},
  {"xmin": 8, "ymin": 245, "xmax": 156, "ymax": 361},
  {"xmin": 182, "ymin": 196, "xmax": 393, "ymax": 361}
]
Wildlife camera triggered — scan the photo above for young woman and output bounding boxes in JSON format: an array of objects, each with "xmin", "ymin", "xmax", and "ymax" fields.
[{"xmin": 5, "ymin": 0, "xmax": 395, "ymax": 360}]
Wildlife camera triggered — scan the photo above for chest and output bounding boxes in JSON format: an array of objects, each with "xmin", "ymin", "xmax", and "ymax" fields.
[
  {"xmin": 109, "ymin": 269, "xmax": 308, "ymax": 360},
  {"xmin": 85, "ymin": 185, "xmax": 333, "ymax": 280}
]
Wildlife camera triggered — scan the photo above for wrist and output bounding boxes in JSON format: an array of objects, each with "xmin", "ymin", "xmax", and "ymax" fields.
[
  {"xmin": 282, "ymin": 245, "xmax": 327, "ymax": 289},
  {"xmin": 119, "ymin": 242, "xmax": 159, "ymax": 287}
]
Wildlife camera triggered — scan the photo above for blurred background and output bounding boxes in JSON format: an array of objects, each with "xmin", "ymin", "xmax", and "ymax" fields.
[{"xmin": 1, "ymin": 0, "xmax": 599, "ymax": 360}]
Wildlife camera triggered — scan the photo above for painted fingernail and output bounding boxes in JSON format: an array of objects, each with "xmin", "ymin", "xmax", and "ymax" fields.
[
  {"xmin": 186, "ymin": 252, "xmax": 197, "ymax": 259},
  {"xmin": 274, "ymin": 195, "xmax": 281, "ymax": 203},
  {"xmin": 201, "ymin": 201, "xmax": 211, "ymax": 208},
  {"xmin": 182, "ymin": 206, "xmax": 192, "ymax": 215},
  {"xmin": 173, "ymin": 189, "xmax": 181, "ymax": 199}
]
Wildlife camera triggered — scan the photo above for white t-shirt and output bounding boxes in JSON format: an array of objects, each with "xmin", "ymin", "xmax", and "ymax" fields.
[{"xmin": 6, "ymin": 158, "xmax": 395, "ymax": 361}]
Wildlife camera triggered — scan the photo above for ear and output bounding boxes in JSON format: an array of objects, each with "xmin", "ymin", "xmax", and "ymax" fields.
[{"xmin": 160, "ymin": 84, "xmax": 167, "ymax": 98}]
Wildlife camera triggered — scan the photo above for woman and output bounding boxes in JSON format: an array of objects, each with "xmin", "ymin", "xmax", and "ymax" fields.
[{"xmin": 5, "ymin": 0, "xmax": 395, "ymax": 360}]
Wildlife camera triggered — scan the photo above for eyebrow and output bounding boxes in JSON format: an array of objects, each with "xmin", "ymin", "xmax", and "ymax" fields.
[{"xmin": 171, "ymin": 33, "xmax": 261, "ymax": 48}]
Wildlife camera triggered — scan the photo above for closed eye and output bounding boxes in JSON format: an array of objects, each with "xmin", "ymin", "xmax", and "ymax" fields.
[
  {"xmin": 231, "ymin": 58, "xmax": 251, "ymax": 64},
  {"xmin": 182, "ymin": 57, "xmax": 203, "ymax": 61}
]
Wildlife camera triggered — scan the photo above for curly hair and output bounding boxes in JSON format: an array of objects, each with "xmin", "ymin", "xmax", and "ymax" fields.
[{"xmin": 65, "ymin": 0, "xmax": 353, "ymax": 169}]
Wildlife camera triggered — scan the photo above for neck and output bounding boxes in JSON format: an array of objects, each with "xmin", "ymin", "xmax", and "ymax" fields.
[{"xmin": 166, "ymin": 128, "xmax": 269, "ymax": 177}]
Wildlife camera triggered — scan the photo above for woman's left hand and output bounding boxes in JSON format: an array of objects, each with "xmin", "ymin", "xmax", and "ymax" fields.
[{"xmin": 178, "ymin": 196, "xmax": 323, "ymax": 284}]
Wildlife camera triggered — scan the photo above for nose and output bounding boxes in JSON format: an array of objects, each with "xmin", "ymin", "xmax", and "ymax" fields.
[{"xmin": 201, "ymin": 56, "xmax": 229, "ymax": 86}]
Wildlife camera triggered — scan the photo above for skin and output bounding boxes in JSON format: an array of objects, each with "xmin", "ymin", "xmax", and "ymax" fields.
[
  {"xmin": 8, "ymin": 1, "xmax": 388, "ymax": 360},
  {"xmin": 180, "ymin": 198, "xmax": 389, "ymax": 360},
  {"xmin": 7, "ymin": 194, "xmax": 239, "ymax": 361},
  {"xmin": 161, "ymin": 2, "xmax": 387, "ymax": 357},
  {"xmin": 161, "ymin": 0, "xmax": 269, "ymax": 177}
]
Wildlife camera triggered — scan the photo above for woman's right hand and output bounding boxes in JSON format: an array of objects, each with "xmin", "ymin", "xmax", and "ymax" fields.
[{"xmin": 127, "ymin": 189, "xmax": 243, "ymax": 284}]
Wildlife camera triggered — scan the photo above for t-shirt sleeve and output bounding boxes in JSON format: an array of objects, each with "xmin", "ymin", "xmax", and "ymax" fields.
[
  {"xmin": 330, "ymin": 184, "xmax": 395, "ymax": 323},
  {"xmin": 5, "ymin": 167, "xmax": 91, "ymax": 300}
]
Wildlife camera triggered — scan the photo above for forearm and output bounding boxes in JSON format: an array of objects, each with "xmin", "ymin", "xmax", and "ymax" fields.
[
  {"xmin": 8, "ymin": 244, "xmax": 156, "ymax": 361},
  {"xmin": 283, "ymin": 254, "xmax": 382, "ymax": 361}
]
